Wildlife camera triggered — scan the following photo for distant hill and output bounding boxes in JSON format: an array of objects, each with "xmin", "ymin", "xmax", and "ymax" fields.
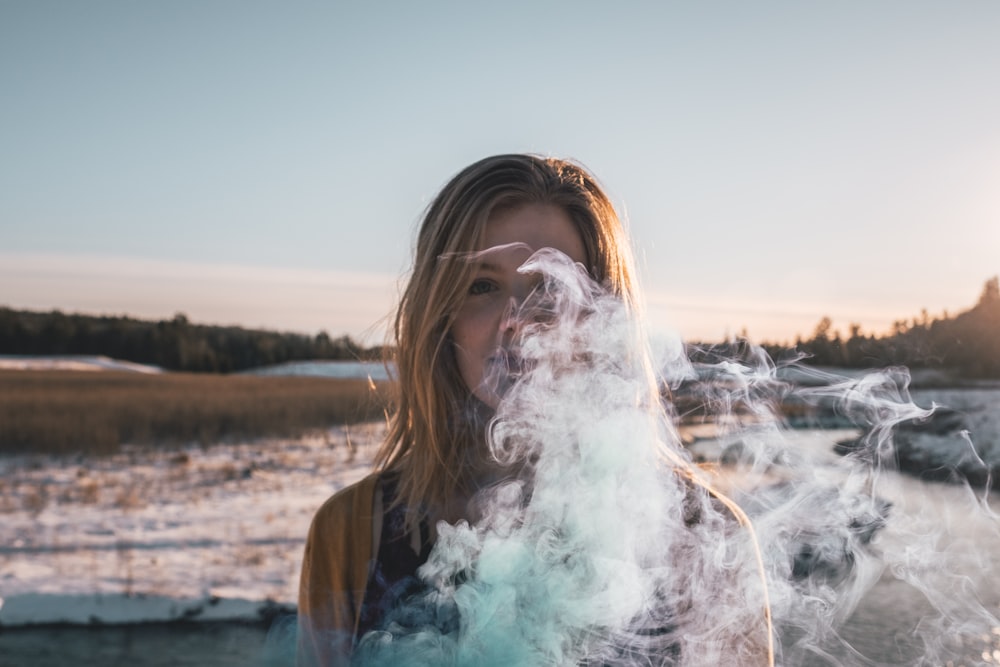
[
  {"xmin": 756, "ymin": 276, "xmax": 1000, "ymax": 379},
  {"xmin": 0, "ymin": 308, "xmax": 383, "ymax": 373}
]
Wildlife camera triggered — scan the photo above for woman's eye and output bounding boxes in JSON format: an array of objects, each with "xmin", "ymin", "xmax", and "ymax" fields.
[{"xmin": 468, "ymin": 279, "xmax": 497, "ymax": 296}]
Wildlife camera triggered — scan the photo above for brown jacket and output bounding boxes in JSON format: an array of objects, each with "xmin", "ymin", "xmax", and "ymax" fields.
[{"xmin": 297, "ymin": 473, "xmax": 381, "ymax": 667}]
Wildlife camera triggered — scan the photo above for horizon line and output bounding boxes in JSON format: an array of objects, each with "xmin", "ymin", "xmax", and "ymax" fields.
[{"xmin": 0, "ymin": 251, "xmax": 990, "ymax": 344}]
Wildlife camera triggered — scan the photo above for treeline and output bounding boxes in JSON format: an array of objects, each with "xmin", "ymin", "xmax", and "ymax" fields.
[
  {"xmin": 5, "ymin": 276, "xmax": 999, "ymax": 378},
  {"xmin": 760, "ymin": 277, "xmax": 1000, "ymax": 379},
  {"xmin": 0, "ymin": 309, "xmax": 384, "ymax": 373}
]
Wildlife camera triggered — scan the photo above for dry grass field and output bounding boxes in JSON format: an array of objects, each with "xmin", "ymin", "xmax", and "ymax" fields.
[{"xmin": 0, "ymin": 370, "xmax": 391, "ymax": 456}]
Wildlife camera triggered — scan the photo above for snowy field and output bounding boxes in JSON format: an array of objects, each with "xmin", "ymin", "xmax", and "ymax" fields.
[
  {"xmin": 2, "ymin": 375, "xmax": 1000, "ymax": 665},
  {"xmin": 3, "ymin": 417, "xmax": 1000, "ymax": 665},
  {"xmin": 0, "ymin": 422, "xmax": 384, "ymax": 626}
]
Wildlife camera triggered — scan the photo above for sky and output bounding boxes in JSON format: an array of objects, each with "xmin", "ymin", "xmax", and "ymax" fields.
[{"xmin": 1, "ymin": 1, "xmax": 998, "ymax": 345}]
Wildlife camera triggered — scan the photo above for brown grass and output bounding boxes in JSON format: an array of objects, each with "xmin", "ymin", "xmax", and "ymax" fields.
[
  {"xmin": 114, "ymin": 484, "xmax": 146, "ymax": 510},
  {"xmin": 0, "ymin": 370, "xmax": 391, "ymax": 456},
  {"xmin": 21, "ymin": 483, "xmax": 49, "ymax": 515}
]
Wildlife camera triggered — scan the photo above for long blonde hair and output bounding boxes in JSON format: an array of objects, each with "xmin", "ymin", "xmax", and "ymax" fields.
[{"xmin": 376, "ymin": 154, "xmax": 639, "ymax": 515}]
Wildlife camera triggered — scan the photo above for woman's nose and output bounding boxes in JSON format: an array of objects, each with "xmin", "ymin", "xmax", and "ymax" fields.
[
  {"xmin": 499, "ymin": 296, "xmax": 522, "ymax": 337},
  {"xmin": 498, "ymin": 281, "xmax": 551, "ymax": 338}
]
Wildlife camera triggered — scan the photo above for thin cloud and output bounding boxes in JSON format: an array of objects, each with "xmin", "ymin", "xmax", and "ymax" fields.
[
  {"xmin": 643, "ymin": 289, "xmax": 902, "ymax": 342},
  {"xmin": 0, "ymin": 253, "xmax": 399, "ymax": 343}
]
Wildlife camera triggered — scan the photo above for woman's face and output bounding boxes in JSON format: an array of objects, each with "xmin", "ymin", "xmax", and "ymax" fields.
[{"xmin": 451, "ymin": 203, "xmax": 587, "ymax": 408}]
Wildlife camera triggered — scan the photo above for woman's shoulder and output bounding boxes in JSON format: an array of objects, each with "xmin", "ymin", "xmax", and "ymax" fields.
[
  {"xmin": 311, "ymin": 472, "xmax": 382, "ymax": 527},
  {"xmin": 302, "ymin": 473, "xmax": 385, "ymax": 564}
]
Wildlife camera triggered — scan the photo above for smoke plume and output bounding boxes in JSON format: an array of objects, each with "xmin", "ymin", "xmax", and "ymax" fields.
[{"xmin": 349, "ymin": 249, "xmax": 999, "ymax": 666}]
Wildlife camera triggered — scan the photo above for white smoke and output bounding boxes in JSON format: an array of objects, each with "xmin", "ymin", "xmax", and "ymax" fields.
[{"xmin": 350, "ymin": 249, "xmax": 1000, "ymax": 666}]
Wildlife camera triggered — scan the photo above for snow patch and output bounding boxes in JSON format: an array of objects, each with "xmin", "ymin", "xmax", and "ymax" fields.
[{"xmin": 0, "ymin": 355, "xmax": 163, "ymax": 374}]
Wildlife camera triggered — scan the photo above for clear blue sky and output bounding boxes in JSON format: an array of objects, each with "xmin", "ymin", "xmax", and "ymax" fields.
[{"xmin": 2, "ymin": 1, "xmax": 998, "ymax": 344}]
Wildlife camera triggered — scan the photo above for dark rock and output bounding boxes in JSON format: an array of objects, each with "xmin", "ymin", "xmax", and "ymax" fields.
[
  {"xmin": 737, "ymin": 483, "xmax": 892, "ymax": 585},
  {"xmin": 835, "ymin": 406, "xmax": 996, "ymax": 488},
  {"xmin": 896, "ymin": 407, "xmax": 967, "ymax": 435}
]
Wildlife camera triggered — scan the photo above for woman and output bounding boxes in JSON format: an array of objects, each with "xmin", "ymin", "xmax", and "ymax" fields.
[{"xmin": 297, "ymin": 154, "xmax": 773, "ymax": 666}]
